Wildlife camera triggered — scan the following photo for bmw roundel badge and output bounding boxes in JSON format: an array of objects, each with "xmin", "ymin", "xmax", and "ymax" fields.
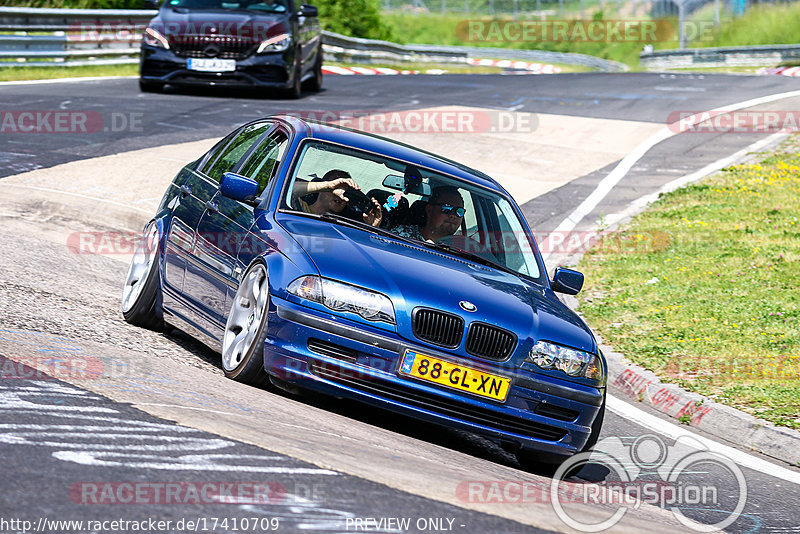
[{"xmin": 459, "ymin": 300, "xmax": 477, "ymax": 312}]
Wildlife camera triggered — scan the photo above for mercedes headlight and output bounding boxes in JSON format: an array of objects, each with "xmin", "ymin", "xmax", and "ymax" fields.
[
  {"xmin": 257, "ymin": 33, "xmax": 291, "ymax": 53},
  {"xmin": 288, "ymin": 276, "xmax": 395, "ymax": 324},
  {"xmin": 527, "ymin": 340, "xmax": 604, "ymax": 382},
  {"xmin": 143, "ymin": 27, "xmax": 170, "ymax": 49}
]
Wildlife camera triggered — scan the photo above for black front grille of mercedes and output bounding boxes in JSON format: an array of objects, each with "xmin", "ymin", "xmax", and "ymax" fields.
[
  {"xmin": 466, "ymin": 323, "xmax": 517, "ymax": 361},
  {"xmin": 169, "ymin": 35, "xmax": 255, "ymax": 60},
  {"xmin": 308, "ymin": 360, "xmax": 567, "ymax": 442},
  {"xmin": 412, "ymin": 308, "xmax": 464, "ymax": 348}
]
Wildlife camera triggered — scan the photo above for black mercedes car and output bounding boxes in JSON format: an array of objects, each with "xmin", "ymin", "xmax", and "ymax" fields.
[{"xmin": 139, "ymin": 0, "xmax": 322, "ymax": 98}]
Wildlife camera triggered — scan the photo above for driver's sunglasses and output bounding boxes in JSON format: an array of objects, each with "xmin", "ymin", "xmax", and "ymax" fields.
[{"xmin": 431, "ymin": 203, "xmax": 466, "ymax": 217}]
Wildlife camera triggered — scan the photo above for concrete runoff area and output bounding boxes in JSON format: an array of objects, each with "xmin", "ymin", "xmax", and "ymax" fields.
[{"xmin": 0, "ymin": 106, "xmax": 662, "ymax": 259}]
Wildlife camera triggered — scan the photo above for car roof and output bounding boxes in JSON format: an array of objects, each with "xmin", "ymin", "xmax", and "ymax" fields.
[{"xmin": 269, "ymin": 114, "xmax": 508, "ymax": 194}]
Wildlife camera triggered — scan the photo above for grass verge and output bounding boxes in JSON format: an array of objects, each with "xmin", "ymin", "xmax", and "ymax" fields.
[
  {"xmin": 383, "ymin": 12, "xmax": 660, "ymax": 68},
  {"xmin": 0, "ymin": 63, "xmax": 138, "ymax": 82},
  {"xmin": 578, "ymin": 137, "xmax": 800, "ymax": 430}
]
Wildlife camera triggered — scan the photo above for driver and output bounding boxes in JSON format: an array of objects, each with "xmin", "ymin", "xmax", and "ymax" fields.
[
  {"xmin": 392, "ymin": 186, "xmax": 464, "ymax": 242},
  {"xmin": 291, "ymin": 169, "xmax": 382, "ymax": 227}
]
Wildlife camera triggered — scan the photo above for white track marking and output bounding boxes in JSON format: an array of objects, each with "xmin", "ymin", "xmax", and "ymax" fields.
[
  {"xmin": 607, "ymin": 395, "xmax": 800, "ymax": 485},
  {"xmin": 54, "ymin": 451, "xmax": 340, "ymax": 474},
  {"xmin": 541, "ymin": 89, "xmax": 800, "ymax": 262},
  {"xmin": 601, "ymin": 131, "xmax": 788, "ymax": 229}
]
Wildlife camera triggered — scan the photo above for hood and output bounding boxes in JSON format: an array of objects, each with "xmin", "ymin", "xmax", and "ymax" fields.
[{"xmin": 279, "ymin": 216, "xmax": 596, "ymax": 359}]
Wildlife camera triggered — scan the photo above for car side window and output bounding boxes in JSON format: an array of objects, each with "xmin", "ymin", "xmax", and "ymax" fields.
[
  {"xmin": 240, "ymin": 131, "xmax": 289, "ymax": 195},
  {"xmin": 203, "ymin": 121, "xmax": 272, "ymax": 183}
]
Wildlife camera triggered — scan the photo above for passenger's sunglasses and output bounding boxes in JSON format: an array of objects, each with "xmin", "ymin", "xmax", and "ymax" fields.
[{"xmin": 430, "ymin": 203, "xmax": 466, "ymax": 217}]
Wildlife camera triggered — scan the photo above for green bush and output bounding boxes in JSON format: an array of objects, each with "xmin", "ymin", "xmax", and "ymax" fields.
[
  {"xmin": 6, "ymin": 0, "xmax": 395, "ymax": 40},
  {"xmin": 314, "ymin": 0, "xmax": 394, "ymax": 40}
]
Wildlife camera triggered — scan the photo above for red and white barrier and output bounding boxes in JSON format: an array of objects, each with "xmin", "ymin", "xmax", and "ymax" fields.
[
  {"xmin": 467, "ymin": 58, "xmax": 561, "ymax": 73},
  {"xmin": 757, "ymin": 66, "xmax": 800, "ymax": 77},
  {"xmin": 321, "ymin": 66, "xmax": 419, "ymax": 75},
  {"xmin": 321, "ymin": 59, "xmax": 562, "ymax": 75}
]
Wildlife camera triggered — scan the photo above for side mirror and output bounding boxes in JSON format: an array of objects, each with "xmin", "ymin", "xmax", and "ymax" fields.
[
  {"xmin": 298, "ymin": 4, "xmax": 318, "ymax": 17},
  {"xmin": 143, "ymin": 0, "xmax": 160, "ymax": 9},
  {"xmin": 221, "ymin": 172, "xmax": 259, "ymax": 204},
  {"xmin": 551, "ymin": 267, "xmax": 584, "ymax": 295}
]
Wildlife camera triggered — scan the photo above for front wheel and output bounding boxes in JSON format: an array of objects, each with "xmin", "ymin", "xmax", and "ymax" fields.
[
  {"xmin": 284, "ymin": 59, "xmax": 302, "ymax": 99},
  {"xmin": 121, "ymin": 222, "xmax": 165, "ymax": 331},
  {"xmin": 221, "ymin": 263, "xmax": 271, "ymax": 387},
  {"xmin": 304, "ymin": 51, "xmax": 323, "ymax": 92}
]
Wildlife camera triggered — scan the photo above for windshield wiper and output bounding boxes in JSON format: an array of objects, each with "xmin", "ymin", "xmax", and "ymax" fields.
[
  {"xmin": 420, "ymin": 240, "xmax": 519, "ymax": 276},
  {"xmin": 314, "ymin": 212, "xmax": 419, "ymax": 244}
]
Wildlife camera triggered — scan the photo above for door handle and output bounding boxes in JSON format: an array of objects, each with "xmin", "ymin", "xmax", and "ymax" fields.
[
  {"xmin": 179, "ymin": 185, "xmax": 192, "ymax": 197},
  {"xmin": 205, "ymin": 201, "xmax": 219, "ymax": 213}
]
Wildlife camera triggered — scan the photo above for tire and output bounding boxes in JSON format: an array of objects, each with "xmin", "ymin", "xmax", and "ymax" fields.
[
  {"xmin": 304, "ymin": 51, "xmax": 323, "ymax": 92},
  {"xmin": 139, "ymin": 79, "xmax": 164, "ymax": 93},
  {"xmin": 121, "ymin": 222, "xmax": 165, "ymax": 331},
  {"xmin": 221, "ymin": 263, "xmax": 271, "ymax": 387},
  {"xmin": 284, "ymin": 58, "xmax": 302, "ymax": 100},
  {"xmin": 516, "ymin": 394, "xmax": 606, "ymax": 478}
]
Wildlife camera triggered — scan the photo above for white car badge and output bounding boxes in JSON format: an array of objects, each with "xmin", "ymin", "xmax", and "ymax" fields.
[{"xmin": 459, "ymin": 301, "xmax": 477, "ymax": 312}]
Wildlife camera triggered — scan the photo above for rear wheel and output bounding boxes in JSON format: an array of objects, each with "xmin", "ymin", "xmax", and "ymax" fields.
[
  {"xmin": 516, "ymin": 395, "xmax": 606, "ymax": 478},
  {"xmin": 121, "ymin": 222, "xmax": 165, "ymax": 331},
  {"xmin": 221, "ymin": 263, "xmax": 271, "ymax": 387},
  {"xmin": 139, "ymin": 79, "xmax": 164, "ymax": 93}
]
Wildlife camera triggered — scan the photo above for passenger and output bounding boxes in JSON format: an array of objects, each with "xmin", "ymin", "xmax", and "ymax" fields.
[
  {"xmin": 291, "ymin": 169, "xmax": 382, "ymax": 227},
  {"xmin": 393, "ymin": 186, "xmax": 465, "ymax": 242}
]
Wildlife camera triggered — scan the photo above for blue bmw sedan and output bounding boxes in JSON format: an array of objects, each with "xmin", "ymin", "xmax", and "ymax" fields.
[{"xmin": 122, "ymin": 115, "xmax": 606, "ymax": 471}]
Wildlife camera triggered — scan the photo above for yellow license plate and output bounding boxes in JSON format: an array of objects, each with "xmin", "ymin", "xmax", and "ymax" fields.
[{"xmin": 398, "ymin": 350, "xmax": 511, "ymax": 402}]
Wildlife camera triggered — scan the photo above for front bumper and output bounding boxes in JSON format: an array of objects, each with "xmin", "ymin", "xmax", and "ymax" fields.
[
  {"xmin": 264, "ymin": 296, "xmax": 605, "ymax": 458},
  {"xmin": 139, "ymin": 44, "xmax": 295, "ymax": 88}
]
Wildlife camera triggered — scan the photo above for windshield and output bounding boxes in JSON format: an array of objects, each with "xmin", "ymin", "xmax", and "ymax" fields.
[
  {"xmin": 281, "ymin": 140, "xmax": 543, "ymax": 281},
  {"xmin": 166, "ymin": 0, "xmax": 288, "ymax": 12}
]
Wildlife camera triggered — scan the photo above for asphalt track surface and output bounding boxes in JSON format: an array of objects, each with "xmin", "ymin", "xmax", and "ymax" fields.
[{"xmin": 1, "ymin": 73, "xmax": 800, "ymax": 533}]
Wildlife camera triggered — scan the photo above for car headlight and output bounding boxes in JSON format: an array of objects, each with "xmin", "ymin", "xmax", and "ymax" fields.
[
  {"xmin": 257, "ymin": 33, "xmax": 291, "ymax": 53},
  {"xmin": 288, "ymin": 276, "xmax": 395, "ymax": 325},
  {"xmin": 527, "ymin": 340, "xmax": 604, "ymax": 382},
  {"xmin": 143, "ymin": 27, "xmax": 170, "ymax": 49}
]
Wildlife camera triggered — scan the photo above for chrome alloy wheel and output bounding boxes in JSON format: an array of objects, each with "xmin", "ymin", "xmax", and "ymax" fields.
[
  {"xmin": 222, "ymin": 264, "xmax": 269, "ymax": 372},
  {"xmin": 121, "ymin": 223, "xmax": 158, "ymax": 313}
]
